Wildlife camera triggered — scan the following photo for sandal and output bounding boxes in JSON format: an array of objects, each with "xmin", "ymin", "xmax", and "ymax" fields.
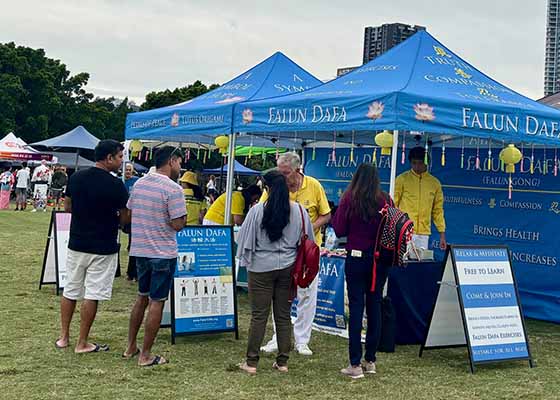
[
  {"xmin": 122, "ymin": 349, "xmax": 140, "ymax": 359},
  {"xmin": 76, "ymin": 343, "xmax": 110, "ymax": 353},
  {"xmin": 140, "ymin": 355, "xmax": 168, "ymax": 367}
]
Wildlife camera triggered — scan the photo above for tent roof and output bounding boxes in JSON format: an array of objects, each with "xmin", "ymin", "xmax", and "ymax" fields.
[
  {"xmin": 234, "ymin": 30, "xmax": 560, "ymax": 146},
  {"xmin": 0, "ymin": 132, "xmax": 52, "ymax": 161},
  {"xmin": 31, "ymin": 126, "xmax": 100, "ymax": 150},
  {"xmin": 202, "ymin": 160, "xmax": 261, "ymax": 176},
  {"xmin": 125, "ymin": 52, "xmax": 322, "ymax": 140}
]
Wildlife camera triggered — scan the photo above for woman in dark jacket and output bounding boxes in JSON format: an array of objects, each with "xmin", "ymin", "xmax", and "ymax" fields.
[{"xmin": 331, "ymin": 163, "xmax": 392, "ymax": 379}]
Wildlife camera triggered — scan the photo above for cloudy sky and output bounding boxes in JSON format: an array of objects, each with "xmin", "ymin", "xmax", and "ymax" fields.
[{"xmin": 1, "ymin": 0, "xmax": 549, "ymax": 104}]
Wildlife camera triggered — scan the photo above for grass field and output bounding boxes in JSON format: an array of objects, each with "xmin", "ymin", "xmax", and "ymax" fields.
[{"xmin": 0, "ymin": 210, "xmax": 559, "ymax": 400}]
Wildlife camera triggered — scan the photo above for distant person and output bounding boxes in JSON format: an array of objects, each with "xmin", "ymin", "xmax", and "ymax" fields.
[
  {"xmin": 206, "ymin": 174, "xmax": 216, "ymax": 192},
  {"xmin": 50, "ymin": 165, "xmax": 68, "ymax": 211},
  {"xmin": 256, "ymin": 176, "xmax": 263, "ymax": 190},
  {"xmin": 236, "ymin": 170, "xmax": 314, "ymax": 375},
  {"xmin": 0, "ymin": 167, "xmax": 15, "ymax": 209},
  {"xmin": 55, "ymin": 140, "xmax": 129, "ymax": 354},
  {"xmin": 332, "ymin": 163, "xmax": 392, "ymax": 379},
  {"xmin": 124, "ymin": 146, "xmax": 186, "ymax": 367},
  {"xmin": 179, "ymin": 171, "xmax": 206, "ymax": 225},
  {"xmin": 203, "ymin": 185, "xmax": 262, "ymax": 226},
  {"xmin": 31, "ymin": 160, "xmax": 51, "ymax": 212},
  {"xmin": 15, "ymin": 162, "xmax": 30, "ymax": 211},
  {"xmin": 261, "ymin": 152, "xmax": 330, "ymax": 357},
  {"xmin": 123, "ymin": 163, "xmax": 140, "ymax": 281},
  {"xmin": 394, "ymin": 147, "xmax": 446, "ymax": 251}
]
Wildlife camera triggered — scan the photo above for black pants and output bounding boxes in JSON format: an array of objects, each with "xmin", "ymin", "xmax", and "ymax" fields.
[{"xmin": 345, "ymin": 255, "xmax": 389, "ymax": 366}]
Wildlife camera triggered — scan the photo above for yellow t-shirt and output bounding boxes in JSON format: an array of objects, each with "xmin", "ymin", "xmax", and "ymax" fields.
[
  {"xmin": 260, "ymin": 175, "xmax": 331, "ymax": 244},
  {"xmin": 184, "ymin": 188, "xmax": 205, "ymax": 225},
  {"xmin": 204, "ymin": 191, "xmax": 245, "ymax": 225}
]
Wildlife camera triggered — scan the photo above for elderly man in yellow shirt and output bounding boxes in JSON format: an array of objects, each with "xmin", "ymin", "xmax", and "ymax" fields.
[
  {"xmin": 260, "ymin": 152, "xmax": 331, "ymax": 356},
  {"xmin": 395, "ymin": 147, "xmax": 446, "ymax": 252}
]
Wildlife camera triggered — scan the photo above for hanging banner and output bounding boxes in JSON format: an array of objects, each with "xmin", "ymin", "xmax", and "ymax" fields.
[
  {"xmin": 304, "ymin": 146, "xmax": 560, "ymax": 324},
  {"xmin": 171, "ymin": 226, "xmax": 238, "ymax": 342},
  {"xmin": 420, "ymin": 245, "xmax": 533, "ymax": 373},
  {"xmin": 291, "ymin": 255, "xmax": 347, "ymax": 338},
  {"xmin": 39, "ymin": 212, "xmax": 71, "ymax": 294}
]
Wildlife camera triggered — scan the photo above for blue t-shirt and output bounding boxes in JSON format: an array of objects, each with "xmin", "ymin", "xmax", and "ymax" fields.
[{"xmin": 124, "ymin": 176, "xmax": 139, "ymax": 194}]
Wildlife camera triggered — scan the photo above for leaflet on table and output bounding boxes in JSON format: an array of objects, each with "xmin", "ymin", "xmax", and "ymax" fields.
[{"xmin": 173, "ymin": 226, "xmax": 235, "ymax": 334}]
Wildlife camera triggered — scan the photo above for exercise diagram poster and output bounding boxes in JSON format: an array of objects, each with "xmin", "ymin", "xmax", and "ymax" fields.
[{"xmin": 172, "ymin": 226, "xmax": 236, "ymax": 336}]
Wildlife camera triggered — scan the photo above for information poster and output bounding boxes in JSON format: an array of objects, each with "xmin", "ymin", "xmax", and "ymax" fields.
[
  {"xmin": 171, "ymin": 226, "xmax": 237, "ymax": 341},
  {"xmin": 453, "ymin": 247, "xmax": 530, "ymax": 363},
  {"xmin": 291, "ymin": 255, "xmax": 347, "ymax": 338},
  {"xmin": 39, "ymin": 212, "xmax": 71, "ymax": 294},
  {"xmin": 421, "ymin": 245, "xmax": 533, "ymax": 372}
]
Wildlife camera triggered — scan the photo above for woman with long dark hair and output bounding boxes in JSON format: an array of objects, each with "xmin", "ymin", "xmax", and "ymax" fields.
[
  {"xmin": 331, "ymin": 163, "xmax": 392, "ymax": 379},
  {"xmin": 236, "ymin": 170, "xmax": 314, "ymax": 375}
]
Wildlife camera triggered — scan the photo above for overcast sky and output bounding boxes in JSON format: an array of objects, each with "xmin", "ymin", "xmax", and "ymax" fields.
[{"xmin": 1, "ymin": 0, "xmax": 549, "ymax": 104}]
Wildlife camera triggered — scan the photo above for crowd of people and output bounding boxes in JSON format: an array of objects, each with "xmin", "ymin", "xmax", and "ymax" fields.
[{"xmin": 38, "ymin": 138, "xmax": 445, "ymax": 377}]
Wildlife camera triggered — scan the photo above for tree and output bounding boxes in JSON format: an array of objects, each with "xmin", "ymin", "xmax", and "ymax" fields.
[{"xmin": 141, "ymin": 80, "xmax": 219, "ymax": 111}]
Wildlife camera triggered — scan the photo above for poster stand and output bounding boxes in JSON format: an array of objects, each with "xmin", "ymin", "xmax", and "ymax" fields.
[
  {"xmin": 39, "ymin": 211, "xmax": 71, "ymax": 295},
  {"xmin": 420, "ymin": 245, "xmax": 533, "ymax": 373},
  {"xmin": 171, "ymin": 225, "xmax": 238, "ymax": 344}
]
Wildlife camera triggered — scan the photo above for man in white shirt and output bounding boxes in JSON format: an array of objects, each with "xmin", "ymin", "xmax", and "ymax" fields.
[{"xmin": 15, "ymin": 162, "xmax": 30, "ymax": 211}]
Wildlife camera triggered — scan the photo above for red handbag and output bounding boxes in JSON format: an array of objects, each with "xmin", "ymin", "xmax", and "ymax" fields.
[{"xmin": 290, "ymin": 204, "xmax": 320, "ymax": 299}]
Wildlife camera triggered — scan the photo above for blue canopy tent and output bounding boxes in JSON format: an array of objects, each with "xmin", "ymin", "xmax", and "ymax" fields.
[
  {"xmin": 202, "ymin": 160, "xmax": 261, "ymax": 176},
  {"xmin": 233, "ymin": 30, "xmax": 560, "ymax": 147},
  {"xmin": 31, "ymin": 126, "xmax": 100, "ymax": 170},
  {"xmin": 230, "ymin": 31, "xmax": 560, "ymax": 324},
  {"xmin": 125, "ymin": 52, "xmax": 322, "ymax": 142},
  {"xmin": 125, "ymin": 51, "xmax": 321, "ymax": 222}
]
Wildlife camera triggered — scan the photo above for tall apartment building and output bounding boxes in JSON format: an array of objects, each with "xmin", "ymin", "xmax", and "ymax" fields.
[
  {"xmin": 363, "ymin": 23, "xmax": 426, "ymax": 64},
  {"xmin": 545, "ymin": 0, "xmax": 560, "ymax": 96}
]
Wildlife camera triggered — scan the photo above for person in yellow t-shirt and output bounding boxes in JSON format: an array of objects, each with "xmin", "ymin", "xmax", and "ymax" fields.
[
  {"xmin": 179, "ymin": 171, "xmax": 206, "ymax": 225},
  {"xmin": 203, "ymin": 185, "xmax": 262, "ymax": 226},
  {"xmin": 395, "ymin": 146, "xmax": 446, "ymax": 251},
  {"xmin": 260, "ymin": 152, "xmax": 331, "ymax": 357}
]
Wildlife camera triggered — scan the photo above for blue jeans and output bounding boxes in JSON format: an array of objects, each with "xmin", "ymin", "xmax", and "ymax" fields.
[
  {"xmin": 136, "ymin": 257, "xmax": 176, "ymax": 301},
  {"xmin": 345, "ymin": 255, "xmax": 389, "ymax": 366}
]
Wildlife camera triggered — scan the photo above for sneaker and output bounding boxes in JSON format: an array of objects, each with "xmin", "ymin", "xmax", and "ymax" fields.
[
  {"xmin": 362, "ymin": 361, "xmax": 376, "ymax": 374},
  {"xmin": 341, "ymin": 365, "xmax": 365, "ymax": 379},
  {"xmin": 31, "ymin": 209, "xmax": 37, "ymax": 213},
  {"xmin": 238, "ymin": 362, "xmax": 257, "ymax": 375},
  {"xmin": 260, "ymin": 341, "xmax": 278, "ymax": 353},
  {"xmin": 295, "ymin": 344, "xmax": 313, "ymax": 356},
  {"xmin": 272, "ymin": 362, "xmax": 288, "ymax": 373}
]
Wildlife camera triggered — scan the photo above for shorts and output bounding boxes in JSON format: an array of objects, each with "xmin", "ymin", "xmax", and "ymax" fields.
[
  {"xmin": 136, "ymin": 257, "xmax": 176, "ymax": 301},
  {"xmin": 50, "ymin": 187, "xmax": 64, "ymax": 200},
  {"xmin": 15, "ymin": 188, "xmax": 27, "ymax": 202},
  {"xmin": 63, "ymin": 249, "xmax": 118, "ymax": 301}
]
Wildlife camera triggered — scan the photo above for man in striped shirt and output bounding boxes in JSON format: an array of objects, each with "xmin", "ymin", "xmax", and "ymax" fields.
[{"xmin": 123, "ymin": 146, "xmax": 186, "ymax": 367}]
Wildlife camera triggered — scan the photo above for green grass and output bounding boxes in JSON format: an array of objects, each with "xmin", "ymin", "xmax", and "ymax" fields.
[{"xmin": 0, "ymin": 210, "xmax": 559, "ymax": 399}]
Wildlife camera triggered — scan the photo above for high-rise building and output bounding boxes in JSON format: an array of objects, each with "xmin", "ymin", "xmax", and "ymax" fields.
[
  {"xmin": 545, "ymin": 0, "xmax": 560, "ymax": 96},
  {"xmin": 363, "ymin": 23, "xmax": 425, "ymax": 64}
]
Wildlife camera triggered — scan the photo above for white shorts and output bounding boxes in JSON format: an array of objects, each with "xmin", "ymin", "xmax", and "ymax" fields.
[{"xmin": 63, "ymin": 249, "xmax": 118, "ymax": 301}]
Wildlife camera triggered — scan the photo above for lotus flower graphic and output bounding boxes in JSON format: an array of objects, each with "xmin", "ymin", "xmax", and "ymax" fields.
[
  {"xmin": 215, "ymin": 96, "xmax": 245, "ymax": 104},
  {"xmin": 414, "ymin": 103, "xmax": 435, "ymax": 121},
  {"xmin": 366, "ymin": 101, "xmax": 384, "ymax": 121},
  {"xmin": 242, "ymin": 109, "xmax": 253, "ymax": 124},
  {"xmin": 171, "ymin": 113, "xmax": 180, "ymax": 127}
]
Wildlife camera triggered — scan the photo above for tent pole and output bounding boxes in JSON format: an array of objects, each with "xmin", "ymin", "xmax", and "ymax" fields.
[
  {"xmin": 301, "ymin": 140, "xmax": 306, "ymax": 174},
  {"xmin": 389, "ymin": 130, "xmax": 399, "ymax": 198},
  {"xmin": 75, "ymin": 149, "xmax": 80, "ymax": 171},
  {"xmin": 224, "ymin": 133, "xmax": 237, "ymax": 226}
]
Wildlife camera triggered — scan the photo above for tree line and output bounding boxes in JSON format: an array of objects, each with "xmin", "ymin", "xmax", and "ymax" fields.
[{"xmin": 0, "ymin": 42, "xmax": 218, "ymax": 143}]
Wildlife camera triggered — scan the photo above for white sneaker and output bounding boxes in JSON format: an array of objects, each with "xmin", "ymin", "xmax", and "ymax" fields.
[
  {"xmin": 31, "ymin": 209, "xmax": 37, "ymax": 213},
  {"xmin": 362, "ymin": 361, "xmax": 376, "ymax": 374},
  {"xmin": 295, "ymin": 344, "xmax": 313, "ymax": 356},
  {"xmin": 260, "ymin": 341, "xmax": 278, "ymax": 353}
]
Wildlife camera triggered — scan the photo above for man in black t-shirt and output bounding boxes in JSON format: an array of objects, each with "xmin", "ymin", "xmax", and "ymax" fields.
[{"xmin": 55, "ymin": 140, "xmax": 130, "ymax": 354}]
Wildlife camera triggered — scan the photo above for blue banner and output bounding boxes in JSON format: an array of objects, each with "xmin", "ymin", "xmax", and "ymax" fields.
[
  {"xmin": 304, "ymin": 146, "xmax": 560, "ymax": 324},
  {"xmin": 291, "ymin": 255, "xmax": 347, "ymax": 337},
  {"xmin": 172, "ymin": 226, "xmax": 236, "ymax": 335}
]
